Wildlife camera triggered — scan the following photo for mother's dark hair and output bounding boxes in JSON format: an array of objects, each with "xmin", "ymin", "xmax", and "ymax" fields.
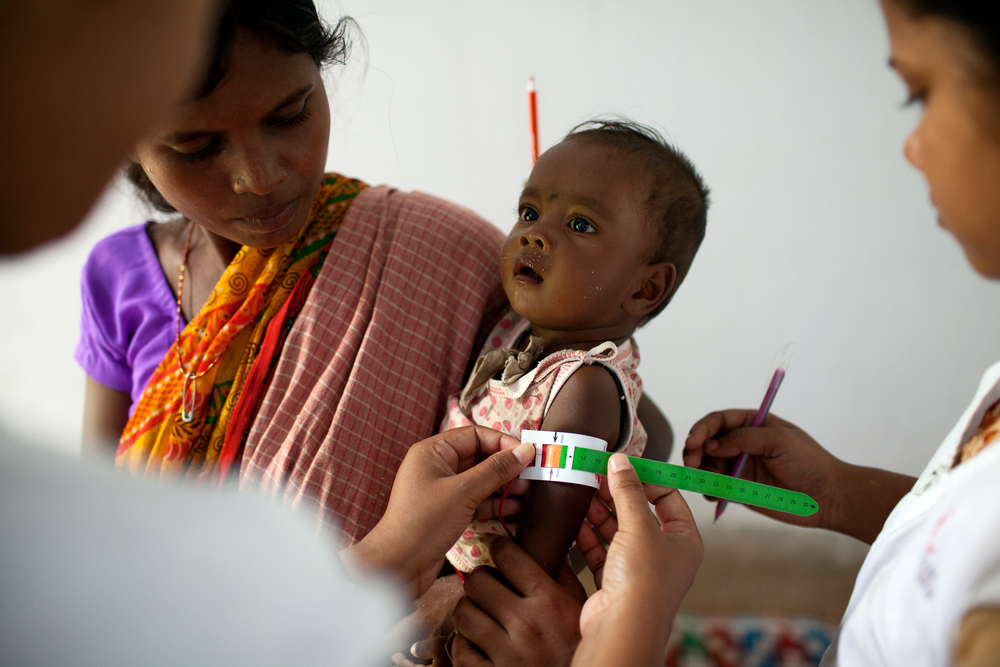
[
  {"xmin": 128, "ymin": 0, "xmax": 354, "ymax": 213},
  {"xmin": 896, "ymin": 0, "xmax": 1000, "ymax": 75}
]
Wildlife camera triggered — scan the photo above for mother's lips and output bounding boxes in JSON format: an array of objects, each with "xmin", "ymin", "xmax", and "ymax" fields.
[{"xmin": 237, "ymin": 198, "xmax": 299, "ymax": 231}]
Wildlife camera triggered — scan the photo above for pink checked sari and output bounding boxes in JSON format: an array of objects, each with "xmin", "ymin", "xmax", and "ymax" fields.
[{"xmin": 238, "ymin": 185, "xmax": 508, "ymax": 543}]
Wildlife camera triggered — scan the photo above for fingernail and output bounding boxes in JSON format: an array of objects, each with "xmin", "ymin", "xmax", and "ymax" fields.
[
  {"xmin": 410, "ymin": 643, "xmax": 419, "ymax": 656},
  {"xmin": 513, "ymin": 442, "xmax": 535, "ymax": 465},
  {"xmin": 609, "ymin": 453, "xmax": 630, "ymax": 473}
]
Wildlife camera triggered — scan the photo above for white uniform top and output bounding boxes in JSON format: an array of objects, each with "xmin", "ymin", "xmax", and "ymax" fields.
[
  {"xmin": 822, "ymin": 361, "xmax": 1000, "ymax": 666},
  {"xmin": 0, "ymin": 435, "xmax": 403, "ymax": 667}
]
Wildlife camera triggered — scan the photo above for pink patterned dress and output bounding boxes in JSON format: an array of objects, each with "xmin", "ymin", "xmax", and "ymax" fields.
[{"xmin": 443, "ymin": 311, "xmax": 647, "ymax": 571}]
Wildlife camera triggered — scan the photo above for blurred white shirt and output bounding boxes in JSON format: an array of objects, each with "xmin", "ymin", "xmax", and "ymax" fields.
[
  {"xmin": 0, "ymin": 435, "xmax": 404, "ymax": 667},
  {"xmin": 822, "ymin": 361, "xmax": 1000, "ymax": 666}
]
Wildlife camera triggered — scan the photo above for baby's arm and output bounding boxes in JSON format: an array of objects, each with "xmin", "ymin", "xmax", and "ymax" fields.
[{"xmin": 515, "ymin": 365, "xmax": 622, "ymax": 579}]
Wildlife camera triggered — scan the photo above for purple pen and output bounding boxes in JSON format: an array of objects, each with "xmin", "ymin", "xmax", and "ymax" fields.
[{"xmin": 714, "ymin": 343, "xmax": 794, "ymax": 521}]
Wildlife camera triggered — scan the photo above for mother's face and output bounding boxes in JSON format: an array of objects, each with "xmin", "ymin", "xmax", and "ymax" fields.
[
  {"xmin": 133, "ymin": 28, "xmax": 331, "ymax": 249},
  {"xmin": 882, "ymin": 0, "xmax": 1000, "ymax": 277}
]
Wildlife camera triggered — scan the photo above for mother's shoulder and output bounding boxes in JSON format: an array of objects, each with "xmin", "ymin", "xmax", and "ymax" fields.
[{"xmin": 350, "ymin": 185, "xmax": 504, "ymax": 248}]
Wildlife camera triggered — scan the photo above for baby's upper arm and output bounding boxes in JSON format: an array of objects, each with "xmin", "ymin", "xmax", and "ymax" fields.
[{"xmin": 540, "ymin": 364, "xmax": 621, "ymax": 451}]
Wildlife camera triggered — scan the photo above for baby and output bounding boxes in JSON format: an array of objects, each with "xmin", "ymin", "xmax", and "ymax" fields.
[{"xmin": 444, "ymin": 119, "xmax": 710, "ymax": 578}]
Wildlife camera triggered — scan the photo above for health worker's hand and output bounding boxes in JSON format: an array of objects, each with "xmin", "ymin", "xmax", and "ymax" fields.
[
  {"xmin": 683, "ymin": 409, "xmax": 914, "ymax": 544},
  {"xmin": 451, "ymin": 540, "xmax": 588, "ymax": 667},
  {"xmin": 684, "ymin": 410, "xmax": 842, "ymax": 529},
  {"xmin": 344, "ymin": 426, "xmax": 534, "ymax": 598},
  {"xmin": 572, "ymin": 453, "xmax": 703, "ymax": 667}
]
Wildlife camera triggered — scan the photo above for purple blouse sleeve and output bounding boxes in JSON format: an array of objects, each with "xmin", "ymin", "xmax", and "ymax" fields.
[{"xmin": 75, "ymin": 224, "xmax": 180, "ymax": 414}]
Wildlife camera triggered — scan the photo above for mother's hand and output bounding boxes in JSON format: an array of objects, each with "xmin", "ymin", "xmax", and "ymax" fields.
[
  {"xmin": 344, "ymin": 426, "xmax": 534, "ymax": 598},
  {"xmin": 451, "ymin": 540, "xmax": 587, "ymax": 667}
]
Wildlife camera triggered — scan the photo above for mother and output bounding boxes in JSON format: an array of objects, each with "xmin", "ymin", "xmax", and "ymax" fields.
[{"xmin": 77, "ymin": 0, "xmax": 508, "ymax": 542}]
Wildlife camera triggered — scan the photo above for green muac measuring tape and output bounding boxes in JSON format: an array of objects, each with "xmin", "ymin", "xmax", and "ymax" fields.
[
  {"xmin": 518, "ymin": 431, "xmax": 817, "ymax": 517},
  {"xmin": 573, "ymin": 449, "xmax": 818, "ymax": 517}
]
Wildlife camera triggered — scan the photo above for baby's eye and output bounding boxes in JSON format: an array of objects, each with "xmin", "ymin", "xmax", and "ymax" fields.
[
  {"xmin": 568, "ymin": 216, "xmax": 596, "ymax": 234},
  {"xmin": 519, "ymin": 206, "xmax": 539, "ymax": 223}
]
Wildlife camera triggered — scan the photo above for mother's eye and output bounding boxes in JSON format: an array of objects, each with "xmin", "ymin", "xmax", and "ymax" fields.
[
  {"xmin": 568, "ymin": 216, "xmax": 596, "ymax": 233},
  {"xmin": 519, "ymin": 206, "xmax": 539, "ymax": 222},
  {"xmin": 175, "ymin": 140, "xmax": 220, "ymax": 162},
  {"xmin": 274, "ymin": 103, "xmax": 312, "ymax": 129}
]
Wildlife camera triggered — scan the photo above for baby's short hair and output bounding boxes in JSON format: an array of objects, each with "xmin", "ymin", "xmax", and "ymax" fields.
[{"xmin": 565, "ymin": 118, "xmax": 710, "ymax": 320}]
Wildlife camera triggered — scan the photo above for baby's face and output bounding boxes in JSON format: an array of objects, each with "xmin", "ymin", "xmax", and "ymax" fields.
[{"xmin": 501, "ymin": 137, "xmax": 656, "ymax": 340}]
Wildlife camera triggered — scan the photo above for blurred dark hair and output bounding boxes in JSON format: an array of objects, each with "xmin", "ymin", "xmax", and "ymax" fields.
[
  {"xmin": 896, "ymin": 0, "xmax": 1000, "ymax": 77},
  {"xmin": 128, "ymin": 0, "xmax": 354, "ymax": 213},
  {"xmin": 565, "ymin": 118, "xmax": 710, "ymax": 320}
]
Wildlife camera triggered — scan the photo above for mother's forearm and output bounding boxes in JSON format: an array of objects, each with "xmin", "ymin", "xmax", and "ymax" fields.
[{"xmin": 828, "ymin": 464, "xmax": 916, "ymax": 544}]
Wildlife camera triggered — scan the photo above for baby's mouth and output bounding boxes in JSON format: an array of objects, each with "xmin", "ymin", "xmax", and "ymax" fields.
[{"xmin": 515, "ymin": 262, "xmax": 543, "ymax": 285}]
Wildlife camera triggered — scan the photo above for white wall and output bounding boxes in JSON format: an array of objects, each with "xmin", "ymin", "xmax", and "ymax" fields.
[{"xmin": 3, "ymin": 0, "xmax": 999, "ymax": 525}]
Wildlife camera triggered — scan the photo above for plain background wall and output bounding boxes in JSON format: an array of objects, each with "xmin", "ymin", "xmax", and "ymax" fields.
[{"xmin": 3, "ymin": 0, "xmax": 999, "ymax": 529}]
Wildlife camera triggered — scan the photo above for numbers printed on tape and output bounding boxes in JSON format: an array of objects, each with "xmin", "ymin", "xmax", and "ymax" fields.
[{"xmin": 569, "ymin": 448, "xmax": 818, "ymax": 517}]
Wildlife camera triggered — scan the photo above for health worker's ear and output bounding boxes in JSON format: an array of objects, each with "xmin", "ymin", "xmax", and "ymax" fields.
[{"xmin": 624, "ymin": 261, "xmax": 676, "ymax": 318}]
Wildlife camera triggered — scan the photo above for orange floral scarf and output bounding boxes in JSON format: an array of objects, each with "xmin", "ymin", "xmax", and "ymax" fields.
[{"xmin": 117, "ymin": 174, "xmax": 367, "ymax": 482}]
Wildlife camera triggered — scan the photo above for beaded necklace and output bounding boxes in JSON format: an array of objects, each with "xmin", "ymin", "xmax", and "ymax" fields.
[{"xmin": 175, "ymin": 222, "xmax": 220, "ymax": 422}]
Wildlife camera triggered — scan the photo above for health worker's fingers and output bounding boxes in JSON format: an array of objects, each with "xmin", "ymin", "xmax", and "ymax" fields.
[
  {"xmin": 501, "ymin": 478, "xmax": 530, "ymax": 496},
  {"xmin": 690, "ymin": 424, "xmax": 804, "ymax": 477},
  {"xmin": 437, "ymin": 426, "xmax": 524, "ymax": 472},
  {"xmin": 475, "ymin": 495, "xmax": 522, "ymax": 521},
  {"xmin": 584, "ymin": 495, "xmax": 619, "ymax": 544},
  {"xmin": 575, "ymin": 522, "xmax": 608, "ymax": 590},
  {"xmin": 683, "ymin": 409, "xmax": 758, "ymax": 466},
  {"xmin": 649, "ymin": 486, "xmax": 698, "ymax": 535},
  {"xmin": 605, "ymin": 453, "xmax": 662, "ymax": 534},
  {"xmin": 452, "ymin": 443, "xmax": 534, "ymax": 509},
  {"xmin": 451, "ymin": 633, "xmax": 492, "ymax": 667},
  {"xmin": 685, "ymin": 410, "xmax": 796, "ymax": 465}
]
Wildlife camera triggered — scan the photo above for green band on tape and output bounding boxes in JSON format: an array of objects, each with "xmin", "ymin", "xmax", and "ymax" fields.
[{"xmin": 569, "ymin": 449, "xmax": 818, "ymax": 517}]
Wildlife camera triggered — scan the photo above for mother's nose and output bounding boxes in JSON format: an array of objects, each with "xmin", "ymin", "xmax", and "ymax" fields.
[{"xmin": 229, "ymin": 137, "xmax": 286, "ymax": 195}]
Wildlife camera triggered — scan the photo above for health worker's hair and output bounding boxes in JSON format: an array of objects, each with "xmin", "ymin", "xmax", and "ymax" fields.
[{"xmin": 895, "ymin": 0, "xmax": 1000, "ymax": 79}]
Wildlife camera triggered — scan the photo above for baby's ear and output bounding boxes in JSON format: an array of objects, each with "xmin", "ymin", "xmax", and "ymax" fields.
[{"xmin": 624, "ymin": 261, "xmax": 676, "ymax": 318}]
